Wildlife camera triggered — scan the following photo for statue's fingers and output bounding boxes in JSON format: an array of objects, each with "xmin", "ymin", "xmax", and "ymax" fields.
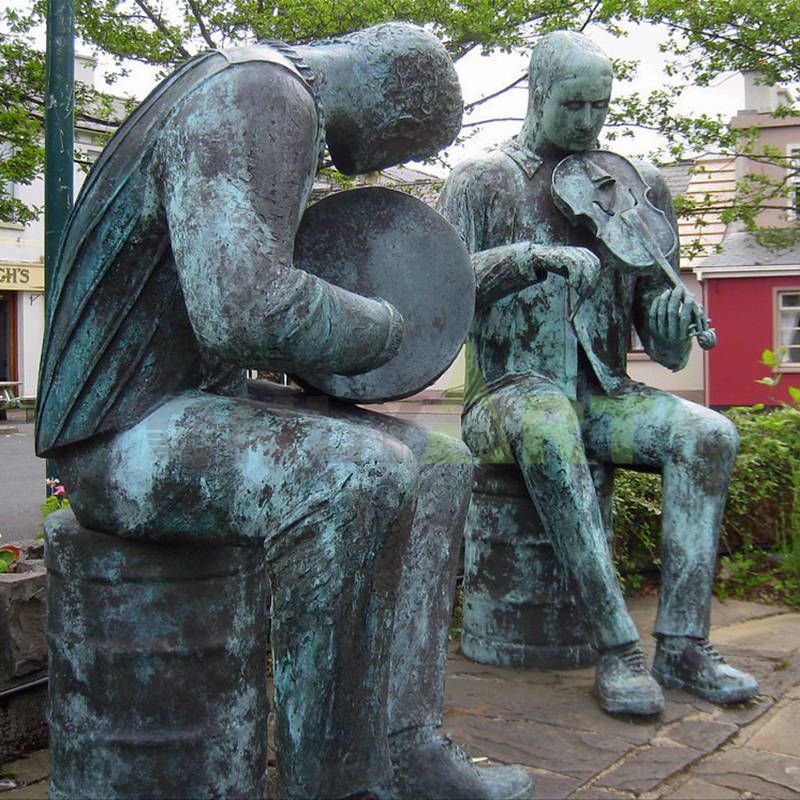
[
  {"xmin": 694, "ymin": 303, "xmax": 709, "ymax": 333},
  {"xmin": 667, "ymin": 286, "xmax": 683, "ymax": 339},
  {"xmin": 649, "ymin": 292, "xmax": 664, "ymax": 332}
]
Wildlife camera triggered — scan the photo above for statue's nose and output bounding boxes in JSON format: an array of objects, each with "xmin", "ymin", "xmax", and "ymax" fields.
[{"xmin": 575, "ymin": 105, "xmax": 592, "ymax": 130}]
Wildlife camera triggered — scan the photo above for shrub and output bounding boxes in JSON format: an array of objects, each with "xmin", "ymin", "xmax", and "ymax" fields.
[{"xmin": 610, "ymin": 404, "xmax": 800, "ymax": 605}]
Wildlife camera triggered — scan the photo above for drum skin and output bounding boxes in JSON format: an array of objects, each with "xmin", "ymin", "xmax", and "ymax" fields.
[{"xmin": 293, "ymin": 187, "xmax": 474, "ymax": 403}]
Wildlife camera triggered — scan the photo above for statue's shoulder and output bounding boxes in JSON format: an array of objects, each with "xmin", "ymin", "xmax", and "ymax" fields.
[{"xmin": 444, "ymin": 140, "xmax": 535, "ymax": 196}]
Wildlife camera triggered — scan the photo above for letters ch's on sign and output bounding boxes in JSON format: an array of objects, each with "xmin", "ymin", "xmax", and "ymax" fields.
[{"xmin": 0, "ymin": 263, "xmax": 45, "ymax": 291}]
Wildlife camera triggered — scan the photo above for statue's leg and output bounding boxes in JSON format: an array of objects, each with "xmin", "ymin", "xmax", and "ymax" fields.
[
  {"xmin": 55, "ymin": 391, "xmax": 419, "ymax": 799},
  {"xmin": 463, "ymin": 380, "xmax": 639, "ymax": 652},
  {"xmin": 462, "ymin": 380, "xmax": 666, "ymax": 717},
  {"xmin": 580, "ymin": 389, "xmax": 738, "ymax": 638},
  {"xmin": 329, "ymin": 406, "xmax": 533, "ymax": 799},
  {"xmin": 581, "ymin": 388, "xmax": 757, "ymax": 703}
]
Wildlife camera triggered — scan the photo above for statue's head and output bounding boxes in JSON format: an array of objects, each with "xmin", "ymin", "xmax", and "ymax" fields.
[
  {"xmin": 520, "ymin": 31, "xmax": 613, "ymax": 155},
  {"xmin": 299, "ymin": 23, "xmax": 463, "ymax": 174}
]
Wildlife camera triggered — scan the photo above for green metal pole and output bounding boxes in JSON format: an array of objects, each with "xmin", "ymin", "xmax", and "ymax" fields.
[
  {"xmin": 44, "ymin": 0, "xmax": 73, "ymax": 481},
  {"xmin": 44, "ymin": 0, "xmax": 74, "ymax": 317}
]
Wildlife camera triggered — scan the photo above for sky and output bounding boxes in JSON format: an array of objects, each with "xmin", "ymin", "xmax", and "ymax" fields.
[
  {"xmin": 86, "ymin": 20, "xmax": 750, "ymax": 177},
  {"xmin": 439, "ymin": 23, "xmax": 748, "ymax": 173}
]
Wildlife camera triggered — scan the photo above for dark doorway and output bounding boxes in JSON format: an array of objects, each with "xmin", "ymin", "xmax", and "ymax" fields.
[{"xmin": 0, "ymin": 293, "xmax": 9, "ymax": 381}]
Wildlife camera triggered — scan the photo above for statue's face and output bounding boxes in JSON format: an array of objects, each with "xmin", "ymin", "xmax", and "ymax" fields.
[{"xmin": 538, "ymin": 71, "xmax": 612, "ymax": 153}]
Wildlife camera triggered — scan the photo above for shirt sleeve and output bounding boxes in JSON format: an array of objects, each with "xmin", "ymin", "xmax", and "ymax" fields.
[{"xmin": 154, "ymin": 61, "xmax": 402, "ymax": 376}]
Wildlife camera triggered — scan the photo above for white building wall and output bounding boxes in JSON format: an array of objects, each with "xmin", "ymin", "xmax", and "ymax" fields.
[{"xmin": 18, "ymin": 292, "xmax": 45, "ymax": 397}]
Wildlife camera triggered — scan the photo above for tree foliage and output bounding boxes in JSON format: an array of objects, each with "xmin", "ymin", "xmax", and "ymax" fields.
[
  {"xmin": 0, "ymin": 6, "xmax": 46, "ymax": 224},
  {"xmin": 3, "ymin": 0, "xmax": 800, "ymax": 242}
]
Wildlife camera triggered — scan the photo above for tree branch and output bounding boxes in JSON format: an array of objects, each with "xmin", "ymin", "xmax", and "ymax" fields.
[
  {"xmin": 186, "ymin": 0, "xmax": 216, "ymax": 50},
  {"xmin": 662, "ymin": 21, "xmax": 790, "ymax": 66},
  {"xmin": 462, "ymin": 116, "xmax": 524, "ymax": 128},
  {"xmin": 131, "ymin": 0, "xmax": 191, "ymax": 59},
  {"xmin": 464, "ymin": 71, "xmax": 527, "ymax": 113},
  {"xmin": 580, "ymin": 0, "xmax": 602, "ymax": 32}
]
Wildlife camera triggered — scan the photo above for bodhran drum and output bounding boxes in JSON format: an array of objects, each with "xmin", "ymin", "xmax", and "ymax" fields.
[{"xmin": 293, "ymin": 187, "xmax": 474, "ymax": 403}]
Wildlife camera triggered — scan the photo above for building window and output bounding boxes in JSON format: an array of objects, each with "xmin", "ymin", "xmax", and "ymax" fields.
[
  {"xmin": 0, "ymin": 143, "xmax": 24, "ymax": 230},
  {"xmin": 789, "ymin": 146, "xmax": 800, "ymax": 217},
  {"xmin": 776, "ymin": 289, "xmax": 800, "ymax": 368},
  {"xmin": 627, "ymin": 326, "xmax": 645, "ymax": 354}
]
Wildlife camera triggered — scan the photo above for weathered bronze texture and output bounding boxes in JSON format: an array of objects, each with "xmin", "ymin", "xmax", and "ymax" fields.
[
  {"xmin": 439, "ymin": 29, "xmax": 757, "ymax": 715},
  {"xmin": 35, "ymin": 21, "xmax": 533, "ymax": 800},
  {"xmin": 45, "ymin": 509, "xmax": 269, "ymax": 800},
  {"xmin": 294, "ymin": 187, "xmax": 474, "ymax": 402},
  {"xmin": 462, "ymin": 463, "xmax": 609, "ymax": 669}
]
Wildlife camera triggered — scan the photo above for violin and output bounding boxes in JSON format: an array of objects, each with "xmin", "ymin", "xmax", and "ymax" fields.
[{"xmin": 551, "ymin": 150, "xmax": 716, "ymax": 350}]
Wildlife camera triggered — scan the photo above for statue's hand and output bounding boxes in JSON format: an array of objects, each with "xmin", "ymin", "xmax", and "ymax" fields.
[
  {"xmin": 550, "ymin": 247, "xmax": 602, "ymax": 297},
  {"xmin": 648, "ymin": 285, "xmax": 702, "ymax": 344},
  {"xmin": 373, "ymin": 297, "xmax": 406, "ymax": 366}
]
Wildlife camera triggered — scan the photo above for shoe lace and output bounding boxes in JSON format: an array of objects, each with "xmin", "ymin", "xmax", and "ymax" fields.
[
  {"xmin": 696, "ymin": 640, "xmax": 725, "ymax": 663},
  {"xmin": 621, "ymin": 646, "xmax": 648, "ymax": 673}
]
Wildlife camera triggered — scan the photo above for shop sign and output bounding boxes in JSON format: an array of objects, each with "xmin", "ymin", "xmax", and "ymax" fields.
[{"xmin": 0, "ymin": 263, "xmax": 44, "ymax": 291}]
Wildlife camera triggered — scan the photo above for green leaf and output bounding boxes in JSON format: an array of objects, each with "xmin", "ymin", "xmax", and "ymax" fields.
[
  {"xmin": 762, "ymin": 349, "xmax": 779, "ymax": 367},
  {"xmin": 0, "ymin": 550, "xmax": 18, "ymax": 572}
]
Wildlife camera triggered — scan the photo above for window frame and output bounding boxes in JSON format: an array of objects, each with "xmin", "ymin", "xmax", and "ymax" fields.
[
  {"xmin": 787, "ymin": 144, "xmax": 800, "ymax": 220},
  {"xmin": 774, "ymin": 286, "xmax": 800, "ymax": 373}
]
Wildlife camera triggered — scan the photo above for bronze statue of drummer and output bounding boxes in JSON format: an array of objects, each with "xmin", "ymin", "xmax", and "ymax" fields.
[{"xmin": 36, "ymin": 23, "xmax": 531, "ymax": 800}]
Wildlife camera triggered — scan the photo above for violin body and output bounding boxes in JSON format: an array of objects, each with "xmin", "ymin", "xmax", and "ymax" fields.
[
  {"xmin": 551, "ymin": 150, "xmax": 716, "ymax": 350},
  {"xmin": 551, "ymin": 150, "xmax": 677, "ymax": 275}
]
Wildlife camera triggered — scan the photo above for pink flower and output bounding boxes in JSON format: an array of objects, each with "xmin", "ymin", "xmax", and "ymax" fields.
[{"xmin": 53, "ymin": 485, "xmax": 66, "ymax": 497}]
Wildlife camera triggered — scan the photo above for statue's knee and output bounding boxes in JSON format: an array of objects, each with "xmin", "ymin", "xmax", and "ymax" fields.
[
  {"xmin": 715, "ymin": 415, "xmax": 739, "ymax": 458},
  {"xmin": 349, "ymin": 438, "xmax": 418, "ymax": 518},
  {"xmin": 683, "ymin": 410, "xmax": 739, "ymax": 467},
  {"xmin": 420, "ymin": 429, "xmax": 473, "ymax": 472}
]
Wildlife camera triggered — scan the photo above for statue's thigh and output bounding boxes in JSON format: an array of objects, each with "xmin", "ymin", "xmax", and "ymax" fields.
[
  {"xmin": 462, "ymin": 380, "xmax": 583, "ymax": 467},
  {"xmin": 54, "ymin": 390, "xmax": 415, "ymax": 543},
  {"xmin": 580, "ymin": 388, "xmax": 720, "ymax": 468}
]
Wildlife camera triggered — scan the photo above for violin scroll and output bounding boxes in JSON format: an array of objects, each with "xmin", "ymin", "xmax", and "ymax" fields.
[{"xmin": 691, "ymin": 326, "xmax": 717, "ymax": 350}]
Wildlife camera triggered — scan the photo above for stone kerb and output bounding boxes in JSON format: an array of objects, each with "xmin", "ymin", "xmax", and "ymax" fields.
[{"xmin": 0, "ymin": 539, "xmax": 48, "ymax": 762}]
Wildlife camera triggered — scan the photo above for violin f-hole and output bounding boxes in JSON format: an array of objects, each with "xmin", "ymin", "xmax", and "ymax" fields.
[{"xmin": 592, "ymin": 199, "xmax": 615, "ymax": 217}]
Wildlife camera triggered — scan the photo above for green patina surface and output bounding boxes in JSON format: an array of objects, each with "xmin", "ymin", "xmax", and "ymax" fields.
[{"xmin": 439, "ymin": 30, "xmax": 755, "ymax": 711}]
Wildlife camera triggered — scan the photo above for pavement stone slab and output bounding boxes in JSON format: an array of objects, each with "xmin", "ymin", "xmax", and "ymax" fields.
[
  {"xmin": 757, "ymin": 653, "xmax": 800, "ymax": 701},
  {"xmin": 660, "ymin": 713, "xmax": 739, "ymax": 752},
  {"xmin": 656, "ymin": 775, "xmax": 743, "ymax": 799},
  {"xmin": 739, "ymin": 699, "xmax": 800, "ymax": 758},
  {"xmin": 707, "ymin": 599, "xmax": 792, "ymax": 628},
  {"xmin": 594, "ymin": 740, "xmax": 703, "ymax": 794},
  {"xmin": 0, "ymin": 782, "xmax": 46, "ymax": 800},
  {"xmin": 523, "ymin": 767, "xmax": 582, "ymax": 800},
  {"xmin": 0, "ymin": 751, "xmax": 48, "ymax": 786},
  {"xmin": 624, "ymin": 597, "xmax": 782, "ymax": 640},
  {"xmin": 710, "ymin": 614, "xmax": 800, "ymax": 659},
  {"xmin": 569, "ymin": 783, "xmax": 637, "ymax": 799},
  {"xmin": 694, "ymin": 694, "xmax": 775, "ymax": 728},
  {"xmin": 442, "ymin": 714, "xmax": 634, "ymax": 781},
  {"xmin": 445, "ymin": 675, "xmax": 662, "ymax": 745},
  {"xmin": 447, "ymin": 650, "xmax": 597, "ymax": 690},
  {"xmin": 693, "ymin": 746, "xmax": 800, "ymax": 798}
]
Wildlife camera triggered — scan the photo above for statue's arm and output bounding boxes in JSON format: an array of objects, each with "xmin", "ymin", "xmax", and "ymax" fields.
[
  {"xmin": 154, "ymin": 64, "xmax": 401, "ymax": 376},
  {"xmin": 438, "ymin": 161, "xmax": 599, "ymax": 308},
  {"xmin": 630, "ymin": 163, "xmax": 692, "ymax": 371},
  {"xmin": 471, "ymin": 244, "xmax": 600, "ymax": 307}
]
